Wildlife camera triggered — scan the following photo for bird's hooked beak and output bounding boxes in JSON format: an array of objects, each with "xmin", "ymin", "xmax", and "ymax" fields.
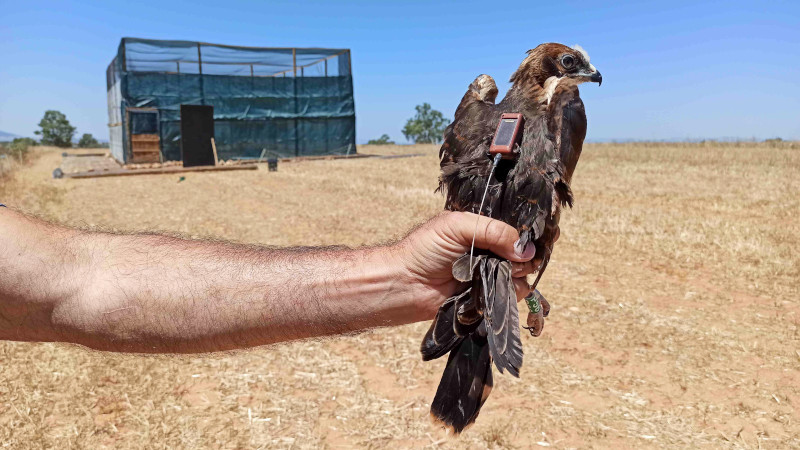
[
  {"xmin": 590, "ymin": 70, "xmax": 602, "ymax": 86},
  {"xmin": 571, "ymin": 64, "xmax": 602, "ymax": 86}
]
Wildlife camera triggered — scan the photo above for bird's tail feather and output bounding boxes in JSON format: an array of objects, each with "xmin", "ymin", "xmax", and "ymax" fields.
[
  {"xmin": 429, "ymin": 323, "xmax": 493, "ymax": 434},
  {"xmin": 422, "ymin": 252, "xmax": 524, "ymax": 432}
]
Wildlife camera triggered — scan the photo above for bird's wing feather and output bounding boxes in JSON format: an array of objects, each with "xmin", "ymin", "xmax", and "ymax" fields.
[
  {"xmin": 549, "ymin": 84, "xmax": 587, "ymax": 184},
  {"xmin": 502, "ymin": 84, "xmax": 587, "ymax": 250},
  {"xmin": 421, "ymin": 293, "xmax": 464, "ymax": 361},
  {"xmin": 439, "ymin": 75, "xmax": 503, "ymax": 213},
  {"xmin": 483, "ymin": 260, "xmax": 523, "ymax": 376},
  {"xmin": 501, "ymin": 113, "xmax": 559, "ymax": 250}
]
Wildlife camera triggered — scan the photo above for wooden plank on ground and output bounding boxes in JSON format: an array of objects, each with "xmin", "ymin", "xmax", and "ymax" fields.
[
  {"xmin": 233, "ymin": 153, "xmax": 375, "ymax": 165},
  {"xmin": 63, "ymin": 164, "xmax": 257, "ymax": 179},
  {"xmin": 280, "ymin": 153, "xmax": 373, "ymax": 163},
  {"xmin": 62, "ymin": 152, "xmax": 109, "ymax": 158}
]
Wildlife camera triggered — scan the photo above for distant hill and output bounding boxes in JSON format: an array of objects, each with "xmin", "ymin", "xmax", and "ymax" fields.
[{"xmin": 0, "ymin": 130, "xmax": 22, "ymax": 142}]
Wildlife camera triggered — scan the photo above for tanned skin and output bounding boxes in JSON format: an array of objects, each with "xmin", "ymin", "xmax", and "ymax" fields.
[{"xmin": 0, "ymin": 206, "xmax": 542, "ymax": 353}]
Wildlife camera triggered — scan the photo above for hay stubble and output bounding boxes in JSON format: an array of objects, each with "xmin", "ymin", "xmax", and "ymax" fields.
[{"xmin": 1, "ymin": 143, "xmax": 798, "ymax": 448}]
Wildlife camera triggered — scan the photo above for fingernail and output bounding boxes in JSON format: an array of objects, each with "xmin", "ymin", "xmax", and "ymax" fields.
[{"xmin": 513, "ymin": 239, "xmax": 536, "ymax": 260}]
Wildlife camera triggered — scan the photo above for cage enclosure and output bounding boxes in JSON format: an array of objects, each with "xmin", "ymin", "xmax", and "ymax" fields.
[{"xmin": 107, "ymin": 38, "xmax": 355, "ymax": 164}]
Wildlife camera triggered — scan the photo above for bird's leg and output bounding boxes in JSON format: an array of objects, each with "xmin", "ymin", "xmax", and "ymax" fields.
[
  {"xmin": 522, "ymin": 290, "xmax": 551, "ymax": 337},
  {"xmin": 522, "ymin": 249, "xmax": 552, "ymax": 337},
  {"xmin": 526, "ymin": 248, "xmax": 551, "ymax": 292}
]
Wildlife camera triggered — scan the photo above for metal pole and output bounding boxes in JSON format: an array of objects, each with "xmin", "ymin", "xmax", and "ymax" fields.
[
  {"xmin": 197, "ymin": 43, "xmax": 205, "ymax": 105},
  {"xmin": 121, "ymin": 40, "xmax": 127, "ymax": 72},
  {"xmin": 324, "ymin": 57, "xmax": 329, "ymax": 153},
  {"xmin": 347, "ymin": 51, "xmax": 355, "ymax": 153},
  {"xmin": 250, "ymin": 64, "xmax": 255, "ymax": 100},
  {"xmin": 293, "ymin": 48, "xmax": 299, "ymax": 156}
]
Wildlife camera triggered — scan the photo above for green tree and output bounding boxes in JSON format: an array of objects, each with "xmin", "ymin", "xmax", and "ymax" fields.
[
  {"xmin": 34, "ymin": 110, "xmax": 76, "ymax": 148},
  {"xmin": 402, "ymin": 103, "xmax": 448, "ymax": 144},
  {"xmin": 367, "ymin": 134, "xmax": 395, "ymax": 145},
  {"xmin": 77, "ymin": 133, "xmax": 101, "ymax": 148}
]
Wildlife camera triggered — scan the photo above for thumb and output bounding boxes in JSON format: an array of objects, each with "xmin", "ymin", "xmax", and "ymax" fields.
[{"xmin": 443, "ymin": 212, "xmax": 535, "ymax": 262}]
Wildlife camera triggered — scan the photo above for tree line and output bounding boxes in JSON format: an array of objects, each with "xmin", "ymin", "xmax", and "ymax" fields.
[
  {"xmin": 1, "ymin": 110, "xmax": 104, "ymax": 151},
  {"xmin": 0, "ymin": 110, "xmax": 104, "ymax": 162},
  {"xmin": 8, "ymin": 104, "xmax": 448, "ymax": 159},
  {"xmin": 33, "ymin": 110, "xmax": 104, "ymax": 148}
]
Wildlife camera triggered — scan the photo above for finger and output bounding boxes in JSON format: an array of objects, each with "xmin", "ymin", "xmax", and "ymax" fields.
[
  {"xmin": 510, "ymin": 257, "xmax": 544, "ymax": 278},
  {"xmin": 443, "ymin": 212, "xmax": 534, "ymax": 262},
  {"xmin": 513, "ymin": 278, "xmax": 531, "ymax": 303}
]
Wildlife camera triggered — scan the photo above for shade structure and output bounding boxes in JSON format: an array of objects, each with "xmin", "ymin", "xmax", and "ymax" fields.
[{"xmin": 107, "ymin": 38, "xmax": 355, "ymax": 164}]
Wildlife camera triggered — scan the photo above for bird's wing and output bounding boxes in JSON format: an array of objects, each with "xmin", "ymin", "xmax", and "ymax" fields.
[
  {"xmin": 500, "ymin": 113, "xmax": 561, "ymax": 250},
  {"xmin": 503, "ymin": 83, "xmax": 586, "ymax": 250},
  {"xmin": 439, "ymin": 75, "xmax": 503, "ymax": 214},
  {"xmin": 549, "ymin": 83, "xmax": 587, "ymax": 184}
]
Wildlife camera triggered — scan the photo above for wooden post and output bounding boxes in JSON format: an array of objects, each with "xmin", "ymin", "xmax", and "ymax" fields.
[{"xmin": 211, "ymin": 137, "xmax": 219, "ymax": 166}]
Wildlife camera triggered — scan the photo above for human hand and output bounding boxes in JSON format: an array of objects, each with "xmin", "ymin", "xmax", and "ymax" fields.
[{"xmin": 394, "ymin": 211, "xmax": 548, "ymax": 331}]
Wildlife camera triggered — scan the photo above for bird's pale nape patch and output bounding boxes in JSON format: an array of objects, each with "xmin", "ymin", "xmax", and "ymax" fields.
[{"xmin": 572, "ymin": 44, "xmax": 590, "ymax": 62}]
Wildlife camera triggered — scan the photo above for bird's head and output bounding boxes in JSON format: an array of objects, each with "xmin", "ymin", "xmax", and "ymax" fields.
[{"xmin": 511, "ymin": 43, "xmax": 602, "ymax": 89}]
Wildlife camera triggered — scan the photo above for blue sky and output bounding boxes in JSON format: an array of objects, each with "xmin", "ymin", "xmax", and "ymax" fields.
[{"xmin": 1, "ymin": 0, "xmax": 798, "ymax": 142}]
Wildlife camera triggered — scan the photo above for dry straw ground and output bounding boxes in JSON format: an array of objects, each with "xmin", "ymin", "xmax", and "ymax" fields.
[{"xmin": 1, "ymin": 142, "xmax": 798, "ymax": 449}]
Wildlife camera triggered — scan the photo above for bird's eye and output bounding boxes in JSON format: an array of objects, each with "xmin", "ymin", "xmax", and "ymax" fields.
[{"xmin": 561, "ymin": 55, "xmax": 575, "ymax": 68}]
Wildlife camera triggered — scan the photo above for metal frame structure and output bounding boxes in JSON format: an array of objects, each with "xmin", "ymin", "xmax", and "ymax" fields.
[{"xmin": 106, "ymin": 38, "xmax": 355, "ymax": 164}]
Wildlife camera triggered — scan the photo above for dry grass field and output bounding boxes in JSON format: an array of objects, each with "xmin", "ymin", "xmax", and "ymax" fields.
[{"xmin": 1, "ymin": 142, "xmax": 798, "ymax": 449}]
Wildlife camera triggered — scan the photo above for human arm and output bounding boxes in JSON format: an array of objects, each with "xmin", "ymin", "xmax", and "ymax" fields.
[{"xmin": 0, "ymin": 207, "xmax": 542, "ymax": 353}]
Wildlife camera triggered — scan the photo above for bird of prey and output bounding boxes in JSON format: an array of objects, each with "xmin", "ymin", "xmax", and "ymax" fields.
[{"xmin": 421, "ymin": 43, "xmax": 602, "ymax": 433}]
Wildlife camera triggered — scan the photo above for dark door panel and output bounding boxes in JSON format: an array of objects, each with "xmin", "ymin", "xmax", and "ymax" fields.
[{"xmin": 180, "ymin": 105, "xmax": 215, "ymax": 167}]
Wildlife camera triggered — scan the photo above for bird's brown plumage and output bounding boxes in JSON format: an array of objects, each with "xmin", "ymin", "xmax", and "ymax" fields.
[{"xmin": 422, "ymin": 43, "xmax": 601, "ymax": 433}]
